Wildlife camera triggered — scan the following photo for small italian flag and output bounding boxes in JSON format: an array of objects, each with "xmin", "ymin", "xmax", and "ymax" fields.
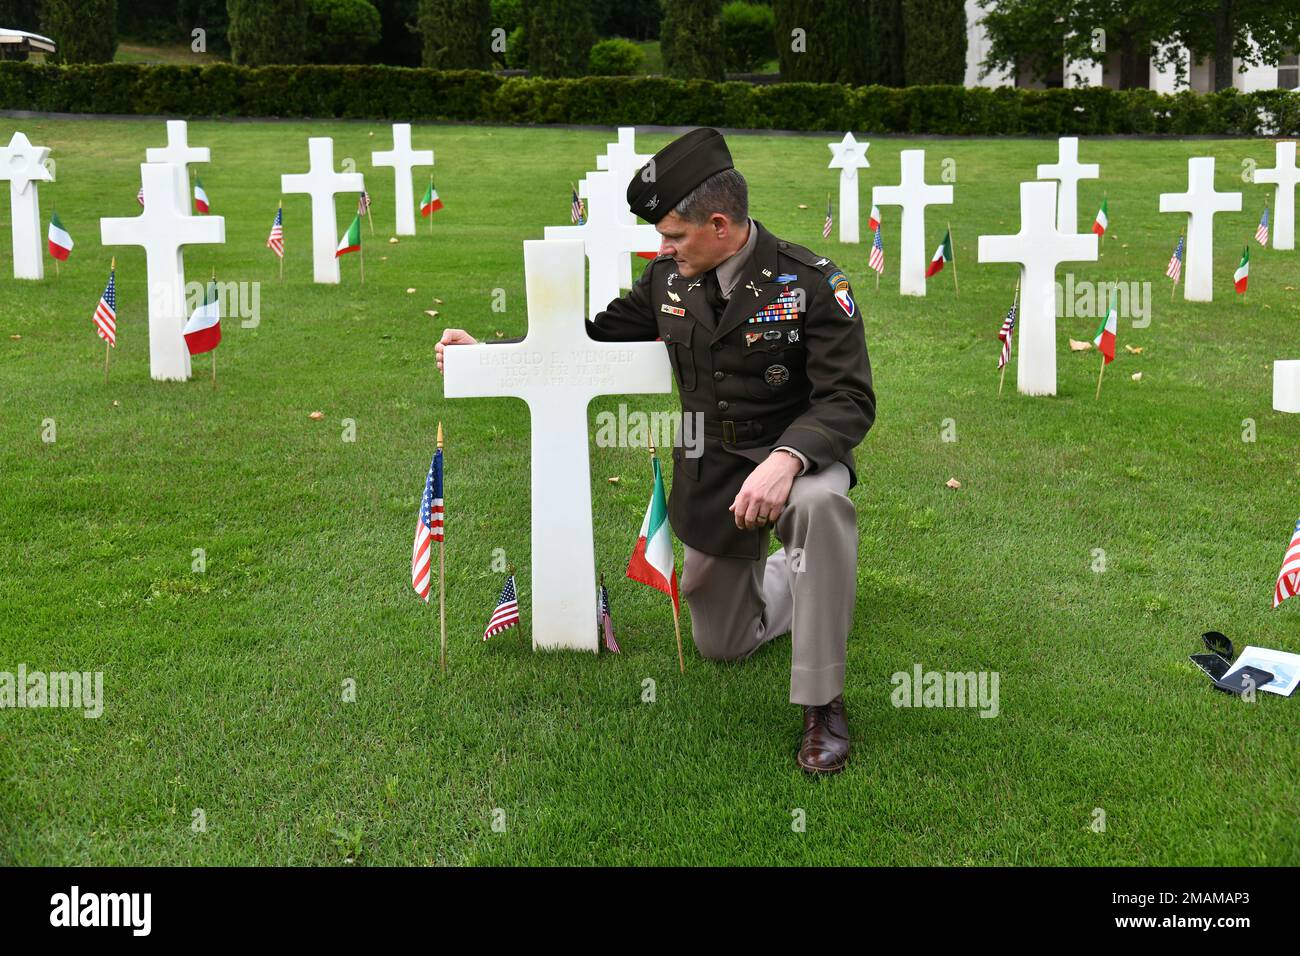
[
  {"xmin": 925, "ymin": 228, "xmax": 952, "ymax": 278},
  {"xmin": 47, "ymin": 211, "xmax": 73, "ymax": 261},
  {"xmin": 1092, "ymin": 197, "xmax": 1108, "ymax": 236},
  {"xmin": 868, "ymin": 203, "xmax": 881, "ymax": 231},
  {"xmin": 336, "ymin": 214, "xmax": 362, "ymax": 257},
  {"xmin": 626, "ymin": 452, "xmax": 679, "ymax": 613},
  {"xmin": 420, "ymin": 180, "xmax": 443, "ymax": 216},
  {"xmin": 1093, "ymin": 292, "xmax": 1117, "ymax": 364},
  {"xmin": 1234, "ymin": 244, "xmax": 1249, "ymax": 294},
  {"xmin": 194, "ymin": 178, "xmax": 210, "ymax": 214},
  {"xmin": 183, "ymin": 282, "xmax": 221, "ymax": 356}
]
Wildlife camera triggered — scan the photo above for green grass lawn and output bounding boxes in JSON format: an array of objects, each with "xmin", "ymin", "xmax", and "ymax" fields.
[{"xmin": 1, "ymin": 118, "xmax": 1298, "ymax": 865}]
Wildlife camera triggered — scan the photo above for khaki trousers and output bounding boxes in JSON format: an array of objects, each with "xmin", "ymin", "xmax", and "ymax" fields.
[{"xmin": 680, "ymin": 461, "xmax": 856, "ymax": 706}]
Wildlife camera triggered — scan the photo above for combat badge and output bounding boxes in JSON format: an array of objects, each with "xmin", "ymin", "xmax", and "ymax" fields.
[{"xmin": 765, "ymin": 364, "xmax": 790, "ymax": 387}]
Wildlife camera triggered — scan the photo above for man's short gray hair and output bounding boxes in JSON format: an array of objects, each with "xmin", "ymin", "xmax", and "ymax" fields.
[{"xmin": 673, "ymin": 168, "xmax": 748, "ymax": 225}]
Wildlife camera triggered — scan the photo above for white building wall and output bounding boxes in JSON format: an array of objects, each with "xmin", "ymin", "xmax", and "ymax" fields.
[{"xmin": 964, "ymin": 0, "xmax": 1014, "ymax": 88}]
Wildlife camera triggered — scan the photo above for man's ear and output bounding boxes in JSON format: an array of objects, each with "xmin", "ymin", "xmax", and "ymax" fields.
[{"xmin": 711, "ymin": 213, "xmax": 730, "ymax": 239}]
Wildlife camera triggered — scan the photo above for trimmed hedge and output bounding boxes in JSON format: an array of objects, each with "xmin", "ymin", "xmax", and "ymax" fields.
[{"xmin": 1, "ymin": 62, "xmax": 1297, "ymax": 135}]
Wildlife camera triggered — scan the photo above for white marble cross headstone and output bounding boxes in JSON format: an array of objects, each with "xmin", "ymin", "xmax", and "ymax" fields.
[
  {"xmin": 1159, "ymin": 157, "xmax": 1241, "ymax": 302},
  {"xmin": 1255, "ymin": 141, "xmax": 1300, "ymax": 251},
  {"xmin": 144, "ymin": 120, "xmax": 209, "ymax": 216},
  {"xmin": 595, "ymin": 127, "xmax": 653, "ymax": 288},
  {"xmin": 871, "ymin": 150, "xmax": 953, "ymax": 296},
  {"xmin": 827, "ymin": 132, "xmax": 870, "ymax": 244},
  {"xmin": 371, "ymin": 123, "xmax": 433, "ymax": 237},
  {"xmin": 100, "ymin": 163, "xmax": 226, "ymax": 381},
  {"xmin": 443, "ymin": 239, "xmax": 673, "ymax": 651},
  {"xmin": 0, "ymin": 131, "xmax": 54, "ymax": 280},
  {"xmin": 281, "ymin": 137, "xmax": 366, "ymax": 284},
  {"xmin": 544, "ymin": 169, "xmax": 660, "ymax": 319},
  {"xmin": 979, "ymin": 181, "xmax": 1098, "ymax": 397},
  {"xmin": 1036, "ymin": 136, "xmax": 1099, "ymax": 233}
]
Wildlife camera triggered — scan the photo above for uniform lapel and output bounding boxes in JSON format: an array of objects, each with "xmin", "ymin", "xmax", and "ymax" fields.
[
  {"xmin": 663, "ymin": 268, "xmax": 712, "ymax": 329},
  {"xmin": 711, "ymin": 221, "xmax": 787, "ymax": 345}
]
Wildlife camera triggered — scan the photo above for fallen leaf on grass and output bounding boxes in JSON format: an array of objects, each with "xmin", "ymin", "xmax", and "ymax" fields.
[
  {"xmin": 434, "ymin": 297, "xmax": 443, "ymax": 304},
  {"xmin": 946, "ymin": 478, "xmax": 961, "ymax": 489},
  {"xmin": 9, "ymin": 334, "xmax": 19, "ymax": 340},
  {"xmin": 1124, "ymin": 345, "xmax": 1143, "ymax": 354},
  {"xmin": 388, "ymin": 237, "xmax": 399, "ymax": 244},
  {"xmin": 424, "ymin": 310, "xmax": 439, "ymax": 318},
  {"xmin": 607, "ymin": 476, "xmax": 620, "ymax": 484},
  {"xmin": 797, "ymin": 204, "xmax": 808, "ymax": 209},
  {"xmin": 1131, "ymin": 372, "xmax": 1142, "ymax": 381},
  {"xmin": 406, "ymin": 288, "xmax": 416, "ymax": 294},
  {"xmin": 1069, "ymin": 338, "xmax": 1092, "ymax": 351},
  {"xmin": 495, "ymin": 331, "xmax": 505, "ymax": 338},
  {"xmin": 309, "ymin": 411, "xmax": 324, "ymax": 420}
]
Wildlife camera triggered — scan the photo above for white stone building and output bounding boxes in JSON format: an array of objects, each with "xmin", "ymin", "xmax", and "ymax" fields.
[{"xmin": 964, "ymin": 0, "xmax": 1298, "ymax": 92}]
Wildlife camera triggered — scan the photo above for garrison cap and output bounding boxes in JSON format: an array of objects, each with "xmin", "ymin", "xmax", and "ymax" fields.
[{"xmin": 626, "ymin": 127, "xmax": 734, "ymax": 224}]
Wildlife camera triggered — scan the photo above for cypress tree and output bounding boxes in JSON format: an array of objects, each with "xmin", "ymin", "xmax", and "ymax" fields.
[
  {"xmin": 867, "ymin": 0, "xmax": 905, "ymax": 86},
  {"xmin": 661, "ymin": 0, "xmax": 725, "ymax": 81},
  {"xmin": 901, "ymin": 0, "xmax": 967, "ymax": 85},
  {"xmin": 227, "ymin": 0, "xmax": 308, "ymax": 66},
  {"xmin": 42, "ymin": 0, "xmax": 120, "ymax": 63},
  {"xmin": 523, "ymin": 0, "xmax": 593, "ymax": 77},
  {"xmin": 772, "ymin": 0, "xmax": 870, "ymax": 85},
  {"xmin": 418, "ymin": 0, "xmax": 491, "ymax": 69}
]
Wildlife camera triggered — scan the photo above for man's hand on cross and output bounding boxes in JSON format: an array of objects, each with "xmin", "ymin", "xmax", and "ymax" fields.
[
  {"xmin": 436, "ymin": 328, "xmax": 477, "ymax": 373},
  {"xmin": 730, "ymin": 451, "xmax": 802, "ymax": 531}
]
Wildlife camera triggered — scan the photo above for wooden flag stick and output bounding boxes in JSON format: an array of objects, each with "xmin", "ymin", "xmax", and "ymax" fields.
[
  {"xmin": 1095, "ymin": 353, "xmax": 1107, "ymax": 399},
  {"xmin": 104, "ymin": 256, "xmax": 114, "ymax": 384},
  {"xmin": 211, "ymin": 267, "xmax": 218, "ymax": 390},
  {"xmin": 998, "ymin": 278, "xmax": 1019, "ymax": 397},
  {"xmin": 278, "ymin": 201, "xmax": 284, "ymax": 281},
  {"xmin": 437, "ymin": 422, "xmax": 447, "ymax": 673},
  {"xmin": 948, "ymin": 221, "xmax": 959, "ymax": 296},
  {"xmin": 429, "ymin": 176, "xmax": 434, "ymax": 237},
  {"xmin": 359, "ymin": 243, "xmax": 365, "ymax": 285},
  {"xmin": 1171, "ymin": 230, "xmax": 1183, "ymax": 301},
  {"xmin": 647, "ymin": 435, "xmax": 685, "ymax": 674}
]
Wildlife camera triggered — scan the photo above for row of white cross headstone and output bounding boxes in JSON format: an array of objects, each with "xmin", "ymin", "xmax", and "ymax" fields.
[
  {"xmin": 0, "ymin": 121, "xmax": 436, "ymax": 380},
  {"xmin": 5, "ymin": 123, "xmax": 1300, "ymax": 395}
]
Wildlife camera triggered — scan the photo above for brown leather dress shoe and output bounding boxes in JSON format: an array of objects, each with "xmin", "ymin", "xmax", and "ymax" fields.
[{"xmin": 798, "ymin": 694, "xmax": 850, "ymax": 774}]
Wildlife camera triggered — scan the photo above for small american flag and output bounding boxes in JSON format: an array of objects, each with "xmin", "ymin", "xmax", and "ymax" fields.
[
  {"xmin": 997, "ymin": 286, "xmax": 1018, "ymax": 370},
  {"xmin": 1166, "ymin": 233, "xmax": 1184, "ymax": 283},
  {"xmin": 358, "ymin": 190, "xmax": 372, "ymax": 215},
  {"xmin": 484, "ymin": 573, "xmax": 520, "ymax": 639},
  {"xmin": 822, "ymin": 197, "xmax": 832, "ymax": 239},
  {"xmin": 868, "ymin": 226, "xmax": 884, "ymax": 274},
  {"xmin": 1275, "ymin": 517, "xmax": 1300, "ymax": 608},
  {"xmin": 136, "ymin": 185, "xmax": 144, "ymax": 208},
  {"xmin": 570, "ymin": 188, "xmax": 585, "ymax": 225},
  {"xmin": 411, "ymin": 448, "xmax": 444, "ymax": 601},
  {"xmin": 266, "ymin": 206, "xmax": 284, "ymax": 258},
  {"xmin": 94, "ymin": 267, "xmax": 117, "ymax": 346},
  {"xmin": 1256, "ymin": 205, "xmax": 1270, "ymax": 246},
  {"xmin": 598, "ymin": 580, "xmax": 620, "ymax": 653}
]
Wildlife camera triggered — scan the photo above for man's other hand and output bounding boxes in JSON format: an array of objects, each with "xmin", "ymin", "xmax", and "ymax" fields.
[
  {"xmin": 729, "ymin": 451, "xmax": 801, "ymax": 531},
  {"xmin": 436, "ymin": 329, "xmax": 478, "ymax": 374}
]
